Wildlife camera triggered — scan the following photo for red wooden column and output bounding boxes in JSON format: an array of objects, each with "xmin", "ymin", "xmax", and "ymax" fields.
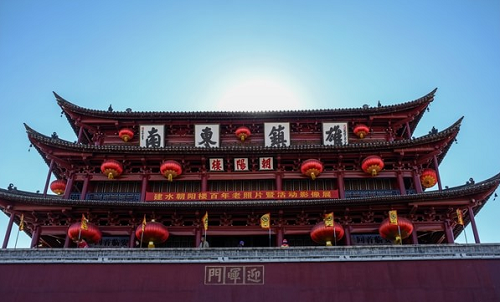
[
  {"xmin": 344, "ymin": 225, "xmax": 351, "ymax": 246},
  {"xmin": 397, "ymin": 171, "xmax": 407, "ymax": 195},
  {"xmin": 42, "ymin": 159, "xmax": 55, "ymax": 197},
  {"xmin": 63, "ymin": 232, "xmax": 71, "ymax": 248},
  {"xmin": 468, "ymin": 205, "xmax": 481, "ymax": 243},
  {"xmin": 195, "ymin": 228, "xmax": 202, "ymax": 248},
  {"xmin": 411, "ymin": 225, "xmax": 419, "ymax": 244},
  {"xmin": 129, "ymin": 228, "xmax": 136, "ymax": 248},
  {"xmin": 433, "ymin": 155, "xmax": 443, "ymax": 191},
  {"xmin": 30, "ymin": 225, "xmax": 41, "ymax": 248},
  {"xmin": 276, "ymin": 227, "xmax": 284, "ymax": 247},
  {"xmin": 201, "ymin": 173, "xmax": 207, "ymax": 192},
  {"xmin": 405, "ymin": 122, "xmax": 412, "ymax": 139},
  {"xmin": 412, "ymin": 168, "xmax": 423, "ymax": 193},
  {"xmin": 2, "ymin": 213, "xmax": 15, "ymax": 249},
  {"xmin": 80, "ymin": 174, "xmax": 90, "ymax": 200},
  {"xmin": 140, "ymin": 175, "xmax": 148, "ymax": 202},
  {"xmin": 336, "ymin": 172, "xmax": 345, "ymax": 199},
  {"xmin": 63, "ymin": 175, "xmax": 74, "ymax": 199},
  {"xmin": 275, "ymin": 173, "xmax": 282, "ymax": 191},
  {"xmin": 444, "ymin": 221, "xmax": 455, "ymax": 244},
  {"xmin": 77, "ymin": 125, "xmax": 84, "ymax": 143}
]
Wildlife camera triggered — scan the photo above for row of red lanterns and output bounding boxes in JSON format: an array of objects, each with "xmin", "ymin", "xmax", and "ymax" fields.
[
  {"xmin": 310, "ymin": 217, "xmax": 414, "ymax": 246},
  {"xmin": 118, "ymin": 126, "xmax": 253, "ymax": 143},
  {"xmin": 66, "ymin": 215, "xmax": 411, "ymax": 247},
  {"xmin": 50, "ymin": 160, "xmax": 437, "ymax": 194},
  {"xmin": 118, "ymin": 124, "xmax": 372, "ymax": 143},
  {"xmin": 67, "ymin": 218, "xmax": 169, "ymax": 248}
]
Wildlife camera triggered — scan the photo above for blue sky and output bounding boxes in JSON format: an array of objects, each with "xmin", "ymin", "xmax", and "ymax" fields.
[{"xmin": 1, "ymin": 1, "xmax": 499, "ymax": 247}]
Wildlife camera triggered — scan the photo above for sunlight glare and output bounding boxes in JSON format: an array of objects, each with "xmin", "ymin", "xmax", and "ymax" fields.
[{"xmin": 215, "ymin": 78, "xmax": 304, "ymax": 111}]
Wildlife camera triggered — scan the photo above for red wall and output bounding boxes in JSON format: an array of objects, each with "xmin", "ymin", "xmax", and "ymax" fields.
[{"xmin": 1, "ymin": 259, "xmax": 499, "ymax": 302}]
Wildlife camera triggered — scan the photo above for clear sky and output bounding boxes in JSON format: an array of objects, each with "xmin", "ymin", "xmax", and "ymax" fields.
[{"xmin": 1, "ymin": 1, "xmax": 499, "ymax": 247}]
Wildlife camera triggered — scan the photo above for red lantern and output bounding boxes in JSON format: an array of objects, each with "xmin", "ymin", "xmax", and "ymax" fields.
[
  {"xmin": 135, "ymin": 220, "xmax": 169, "ymax": 248},
  {"xmin": 67, "ymin": 221, "xmax": 102, "ymax": 244},
  {"xmin": 353, "ymin": 124, "xmax": 370, "ymax": 139},
  {"xmin": 379, "ymin": 217, "xmax": 413, "ymax": 244},
  {"xmin": 101, "ymin": 160, "xmax": 123, "ymax": 179},
  {"xmin": 50, "ymin": 179, "xmax": 66, "ymax": 195},
  {"xmin": 421, "ymin": 168, "xmax": 437, "ymax": 188},
  {"xmin": 160, "ymin": 160, "xmax": 182, "ymax": 182},
  {"xmin": 235, "ymin": 126, "xmax": 251, "ymax": 142},
  {"xmin": 301, "ymin": 159, "xmax": 324, "ymax": 180},
  {"xmin": 362, "ymin": 155, "xmax": 384, "ymax": 176},
  {"xmin": 119, "ymin": 128, "xmax": 134, "ymax": 142},
  {"xmin": 310, "ymin": 221, "xmax": 345, "ymax": 246}
]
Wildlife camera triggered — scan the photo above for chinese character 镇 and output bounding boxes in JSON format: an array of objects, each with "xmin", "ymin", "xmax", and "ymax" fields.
[{"xmin": 268, "ymin": 125, "xmax": 287, "ymax": 147}]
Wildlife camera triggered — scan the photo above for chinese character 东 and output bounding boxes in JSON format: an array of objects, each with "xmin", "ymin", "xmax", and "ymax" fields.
[{"xmin": 198, "ymin": 127, "xmax": 217, "ymax": 148}]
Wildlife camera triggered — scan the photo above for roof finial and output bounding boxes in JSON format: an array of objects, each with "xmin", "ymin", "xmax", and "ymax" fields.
[{"xmin": 108, "ymin": 104, "xmax": 113, "ymax": 112}]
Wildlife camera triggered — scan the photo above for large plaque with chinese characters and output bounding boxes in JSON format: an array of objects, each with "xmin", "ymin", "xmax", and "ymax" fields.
[
  {"xmin": 204, "ymin": 265, "xmax": 264, "ymax": 285},
  {"xmin": 145, "ymin": 190, "xmax": 338, "ymax": 201},
  {"xmin": 322, "ymin": 122, "xmax": 348, "ymax": 146},
  {"xmin": 140, "ymin": 125, "xmax": 165, "ymax": 147}
]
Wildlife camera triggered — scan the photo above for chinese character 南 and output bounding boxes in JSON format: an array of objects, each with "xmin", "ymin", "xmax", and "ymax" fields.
[
  {"xmin": 146, "ymin": 127, "xmax": 161, "ymax": 147},
  {"xmin": 198, "ymin": 126, "xmax": 217, "ymax": 148}
]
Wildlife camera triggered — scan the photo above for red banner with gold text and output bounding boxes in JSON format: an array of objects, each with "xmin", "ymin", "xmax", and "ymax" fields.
[{"xmin": 145, "ymin": 190, "xmax": 338, "ymax": 202}]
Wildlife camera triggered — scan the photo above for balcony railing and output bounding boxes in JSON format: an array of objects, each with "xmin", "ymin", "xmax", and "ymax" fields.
[
  {"xmin": 345, "ymin": 189, "xmax": 417, "ymax": 198},
  {"xmin": 0, "ymin": 244, "xmax": 499, "ymax": 264},
  {"xmin": 69, "ymin": 193, "xmax": 141, "ymax": 201}
]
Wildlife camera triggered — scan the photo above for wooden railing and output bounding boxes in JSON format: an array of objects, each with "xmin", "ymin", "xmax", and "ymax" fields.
[{"xmin": 1, "ymin": 244, "xmax": 499, "ymax": 264}]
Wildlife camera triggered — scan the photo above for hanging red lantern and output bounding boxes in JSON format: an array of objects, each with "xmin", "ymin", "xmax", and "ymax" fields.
[
  {"xmin": 160, "ymin": 160, "xmax": 182, "ymax": 182},
  {"xmin": 421, "ymin": 168, "xmax": 437, "ymax": 188},
  {"xmin": 353, "ymin": 124, "xmax": 370, "ymax": 139},
  {"xmin": 235, "ymin": 126, "xmax": 251, "ymax": 142},
  {"xmin": 119, "ymin": 128, "xmax": 134, "ymax": 142},
  {"xmin": 67, "ymin": 221, "xmax": 102, "ymax": 244},
  {"xmin": 310, "ymin": 221, "xmax": 345, "ymax": 246},
  {"xmin": 379, "ymin": 217, "xmax": 413, "ymax": 244},
  {"xmin": 135, "ymin": 220, "xmax": 169, "ymax": 248},
  {"xmin": 301, "ymin": 159, "xmax": 324, "ymax": 180},
  {"xmin": 50, "ymin": 179, "xmax": 66, "ymax": 195},
  {"xmin": 362, "ymin": 155, "xmax": 384, "ymax": 176},
  {"xmin": 101, "ymin": 160, "xmax": 123, "ymax": 179}
]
